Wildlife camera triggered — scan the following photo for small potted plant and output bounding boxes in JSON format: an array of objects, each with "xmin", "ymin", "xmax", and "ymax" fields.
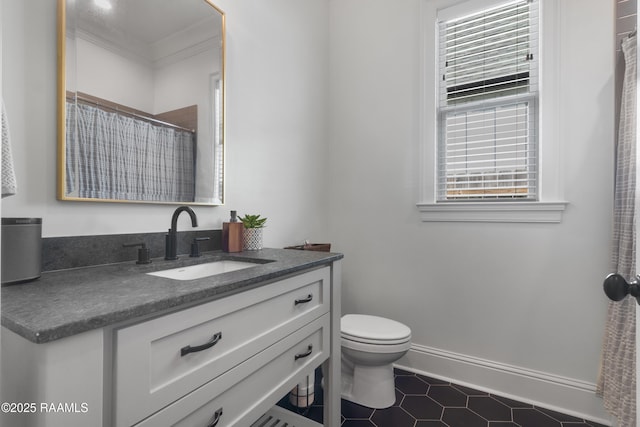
[{"xmin": 239, "ymin": 214, "xmax": 267, "ymax": 250}]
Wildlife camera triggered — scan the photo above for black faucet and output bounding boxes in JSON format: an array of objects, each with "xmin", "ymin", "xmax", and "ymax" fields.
[{"xmin": 165, "ymin": 206, "xmax": 198, "ymax": 260}]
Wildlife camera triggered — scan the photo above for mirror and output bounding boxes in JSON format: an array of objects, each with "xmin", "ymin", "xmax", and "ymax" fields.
[{"xmin": 57, "ymin": 0, "xmax": 225, "ymax": 205}]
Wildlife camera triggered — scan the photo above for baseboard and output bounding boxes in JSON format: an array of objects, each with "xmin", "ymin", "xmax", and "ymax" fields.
[{"xmin": 396, "ymin": 344, "xmax": 614, "ymax": 426}]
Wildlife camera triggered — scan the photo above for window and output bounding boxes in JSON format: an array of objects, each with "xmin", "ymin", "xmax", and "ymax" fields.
[
  {"xmin": 438, "ymin": 0, "xmax": 538, "ymax": 201},
  {"xmin": 417, "ymin": 0, "xmax": 567, "ymax": 222}
]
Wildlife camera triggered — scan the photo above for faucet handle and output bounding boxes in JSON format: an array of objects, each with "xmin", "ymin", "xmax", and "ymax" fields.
[
  {"xmin": 190, "ymin": 237, "xmax": 210, "ymax": 258},
  {"xmin": 123, "ymin": 242, "xmax": 152, "ymax": 265}
]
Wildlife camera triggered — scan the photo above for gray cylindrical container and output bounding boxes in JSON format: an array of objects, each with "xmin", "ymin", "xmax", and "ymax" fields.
[{"xmin": 1, "ymin": 218, "xmax": 42, "ymax": 285}]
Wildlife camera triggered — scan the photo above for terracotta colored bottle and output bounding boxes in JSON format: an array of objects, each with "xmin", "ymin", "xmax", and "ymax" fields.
[{"xmin": 222, "ymin": 210, "xmax": 243, "ymax": 252}]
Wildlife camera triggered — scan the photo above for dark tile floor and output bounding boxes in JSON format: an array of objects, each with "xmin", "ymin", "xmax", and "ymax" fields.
[{"xmin": 277, "ymin": 368, "xmax": 609, "ymax": 427}]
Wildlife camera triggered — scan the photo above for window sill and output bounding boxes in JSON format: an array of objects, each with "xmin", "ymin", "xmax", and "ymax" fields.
[{"xmin": 416, "ymin": 201, "xmax": 568, "ymax": 223}]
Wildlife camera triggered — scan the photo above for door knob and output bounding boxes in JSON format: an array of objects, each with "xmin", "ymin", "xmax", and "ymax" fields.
[{"xmin": 603, "ymin": 273, "xmax": 640, "ymax": 305}]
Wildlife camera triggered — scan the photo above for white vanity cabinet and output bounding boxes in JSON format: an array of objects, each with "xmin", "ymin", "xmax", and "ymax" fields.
[
  {"xmin": 116, "ymin": 267, "xmax": 331, "ymax": 427},
  {"xmin": 0, "ymin": 261, "xmax": 342, "ymax": 427}
]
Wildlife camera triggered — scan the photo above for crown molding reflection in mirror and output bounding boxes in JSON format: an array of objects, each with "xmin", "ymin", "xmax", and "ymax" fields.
[{"xmin": 57, "ymin": 0, "xmax": 225, "ymax": 205}]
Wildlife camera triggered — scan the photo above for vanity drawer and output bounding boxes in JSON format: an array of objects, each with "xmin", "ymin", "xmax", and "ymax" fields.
[
  {"xmin": 115, "ymin": 267, "xmax": 330, "ymax": 427},
  {"xmin": 135, "ymin": 313, "xmax": 329, "ymax": 427}
]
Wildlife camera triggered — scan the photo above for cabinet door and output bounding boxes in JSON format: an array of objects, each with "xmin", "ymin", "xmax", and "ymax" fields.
[{"xmin": 115, "ymin": 267, "xmax": 330, "ymax": 427}]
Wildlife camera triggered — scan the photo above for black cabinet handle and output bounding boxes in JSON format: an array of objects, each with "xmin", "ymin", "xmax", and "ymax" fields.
[
  {"xmin": 294, "ymin": 344, "xmax": 313, "ymax": 361},
  {"xmin": 207, "ymin": 408, "xmax": 223, "ymax": 427},
  {"xmin": 181, "ymin": 332, "xmax": 222, "ymax": 357},
  {"xmin": 294, "ymin": 294, "xmax": 313, "ymax": 305}
]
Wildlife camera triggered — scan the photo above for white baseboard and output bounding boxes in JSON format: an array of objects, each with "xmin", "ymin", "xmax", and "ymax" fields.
[{"xmin": 396, "ymin": 344, "xmax": 614, "ymax": 426}]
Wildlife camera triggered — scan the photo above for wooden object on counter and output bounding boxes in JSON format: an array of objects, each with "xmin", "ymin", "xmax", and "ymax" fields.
[
  {"xmin": 285, "ymin": 243, "xmax": 331, "ymax": 252},
  {"xmin": 222, "ymin": 222, "xmax": 243, "ymax": 252}
]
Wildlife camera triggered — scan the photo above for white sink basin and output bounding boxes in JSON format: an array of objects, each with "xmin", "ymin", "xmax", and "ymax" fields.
[{"xmin": 147, "ymin": 260, "xmax": 259, "ymax": 281}]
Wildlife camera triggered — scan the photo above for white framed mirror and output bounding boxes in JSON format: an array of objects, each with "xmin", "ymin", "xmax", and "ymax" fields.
[{"xmin": 57, "ymin": 0, "xmax": 225, "ymax": 205}]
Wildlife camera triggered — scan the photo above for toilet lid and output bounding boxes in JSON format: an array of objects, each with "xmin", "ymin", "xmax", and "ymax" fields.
[{"xmin": 341, "ymin": 314, "xmax": 411, "ymax": 344}]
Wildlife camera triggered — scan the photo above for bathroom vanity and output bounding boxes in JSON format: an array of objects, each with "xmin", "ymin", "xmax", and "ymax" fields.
[{"xmin": 0, "ymin": 249, "xmax": 342, "ymax": 427}]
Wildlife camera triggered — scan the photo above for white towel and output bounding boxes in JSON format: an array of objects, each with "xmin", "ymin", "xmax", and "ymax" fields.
[{"xmin": 2, "ymin": 99, "xmax": 17, "ymax": 197}]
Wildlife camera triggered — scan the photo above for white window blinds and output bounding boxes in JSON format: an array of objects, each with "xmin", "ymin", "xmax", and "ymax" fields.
[{"xmin": 437, "ymin": 0, "xmax": 539, "ymax": 201}]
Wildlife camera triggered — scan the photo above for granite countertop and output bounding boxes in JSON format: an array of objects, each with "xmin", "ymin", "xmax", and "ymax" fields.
[{"xmin": 1, "ymin": 248, "xmax": 343, "ymax": 344}]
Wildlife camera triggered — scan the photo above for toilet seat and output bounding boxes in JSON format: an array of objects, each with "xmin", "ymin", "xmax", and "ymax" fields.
[
  {"xmin": 341, "ymin": 314, "xmax": 411, "ymax": 346},
  {"xmin": 341, "ymin": 336, "xmax": 412, "ymax": 354}
]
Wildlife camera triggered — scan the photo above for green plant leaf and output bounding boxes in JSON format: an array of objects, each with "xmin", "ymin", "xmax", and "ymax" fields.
[{"xmin": 239, "ymin": 214, "xmax": 267, "ymax": 228}]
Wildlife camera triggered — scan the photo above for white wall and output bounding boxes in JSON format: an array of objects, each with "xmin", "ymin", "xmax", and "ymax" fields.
[
  {"xmin": 1, "ymin": 0, "xmax": 330, "ymax": 248},
  {"xmin": 153, "ymin": 46, "xmax": 219, "ymax": 115},
  {"xmin": 75, "ymin": 38, "xmax": 155, "ymax": 112},
  {"xmin": 328, "ymin": 0, "xmax": 614, "ymax": 422}
]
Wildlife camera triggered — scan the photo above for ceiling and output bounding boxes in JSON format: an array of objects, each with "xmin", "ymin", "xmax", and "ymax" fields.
[{"xmin": 68, "ymin": 0, "xmax": 223, "ymax": 65}]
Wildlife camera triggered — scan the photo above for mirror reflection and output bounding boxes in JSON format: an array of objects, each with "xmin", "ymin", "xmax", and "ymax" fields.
[{"xmin": 58, "ymin": 0, "xmax": 225, "ymax": 205}]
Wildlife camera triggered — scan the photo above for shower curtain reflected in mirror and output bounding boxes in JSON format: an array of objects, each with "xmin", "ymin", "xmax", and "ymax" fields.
[
  {"xmin": 597, "ymin": 34, "xmax": 637, "ymax": 427},
  {"xmin": 65, "ymin": 102, "xmax": 196, "ymax": 202}
]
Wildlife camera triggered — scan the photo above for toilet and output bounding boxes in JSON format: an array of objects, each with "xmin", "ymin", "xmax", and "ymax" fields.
[{"xmin": 340, "ymin": 314, "xmax": 412, "ymax": 409}]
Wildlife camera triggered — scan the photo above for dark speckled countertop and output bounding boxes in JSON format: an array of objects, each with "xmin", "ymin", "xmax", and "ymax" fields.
[{"xmin": 1, "ymin": 248, "xmax": 343, "ymax": 344}]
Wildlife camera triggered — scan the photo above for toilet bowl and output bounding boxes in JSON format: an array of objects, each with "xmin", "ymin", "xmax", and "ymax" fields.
[{"xmin": 341, "ymin": 314, "xmax": 411, "ymax": 409}]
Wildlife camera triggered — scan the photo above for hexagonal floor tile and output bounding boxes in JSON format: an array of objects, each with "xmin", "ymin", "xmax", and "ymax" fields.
[
  {"xmin": 452, "ymin": 384, "xmax": 489, "ymax": 396},
  {"xmin": 393, "ymin": 387, "xmax": 405, "ymax": 406},
  {"xmin": 415, "ymin": 421, "xmax": 448, "ymax": 427},
  {"xmin": 280, "ymin": 368, "xmax": 606, "ymax": 427},
  {"xmin": 536, "ymin": 406, "xmax": 585, "ymax": 422},
  {"xmin": 395, "ymin": 375, "xmax": 430, "ymax": 395},
  {"xmin": 341, "ymin": 400, "xmax": 375, "ymax": 420},
  {"xmin": 467, "ymin": 396, "xmax": 512, "ymax": 421},
  {"xmin": 341, "ymin": 420, "xmax": 377, "ymax": 427},
  {"xmin": 302, "ymin": 405, "xmax": 324, "ymax": 424},
  {"xmin": 371, "ymin": 406, "xmax": 416, "ymax": 426},
  {"xmin": 415, "ymin": 373, "xmax": 450, "ymax": 386},
  {"xmin": 428, "ymin": 385, "xmax": 468, "ymax": 407},
  {"xmin": 401, "ymin": 395, "xmax": 444, "ymax": 420},
  {"xmin": 491, "ymin": 394, "xmax": 533, "ymax": 409},
  {"xmin": 512, "ymin": 408, "xmax": 561, "ymax": 427},
  {"xmin": 442, "ymin": 407, "xmax": 488, "ymax": 427}
]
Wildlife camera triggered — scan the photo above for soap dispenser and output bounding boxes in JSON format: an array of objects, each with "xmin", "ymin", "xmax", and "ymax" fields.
[{"xmin": 222, "ymin": 210, "xmax": 243, "ymax": 252}]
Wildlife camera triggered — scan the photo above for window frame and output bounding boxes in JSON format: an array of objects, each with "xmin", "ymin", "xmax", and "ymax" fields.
[{"xmin": 417, "ymin": 0, "xmax": 567, "ymax": 223}]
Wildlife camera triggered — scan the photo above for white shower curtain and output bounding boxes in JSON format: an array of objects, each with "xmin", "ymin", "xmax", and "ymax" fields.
[
  {"xmin": 66, "ymin": 102, "xmax": 195, "ymax": 202},
  {"xmin": 597, "ymin": 34, "xmax": 637, "ymax": 427}
]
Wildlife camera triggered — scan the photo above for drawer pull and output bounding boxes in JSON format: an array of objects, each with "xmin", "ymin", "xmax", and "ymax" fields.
[
  {"xmin": 207, "ymin": 408, "xmax": 223, "ymax": 427},
  {"xmin": 294, "ymin": 294, "xmax": 313, "ymax": 305},
  {"xmin": 294, "ymin": 344, "xmax": 313, "ymax": 361},
  {"xmin": 180, "ymin": 332, "xmax": 222, "ymax": 357}
]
